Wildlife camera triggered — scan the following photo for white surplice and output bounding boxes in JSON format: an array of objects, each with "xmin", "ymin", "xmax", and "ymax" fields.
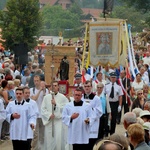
[
  {"xmin": 0, "ymin": 99, "xmax": 6, "ymax": 138},
  {"xmin": 82, "ymin": 95, "xmax": 103, "ymax": 138},
  {"xmin": 62, "ymin": 101, "xmax": 94, "ymax": 144},
  {"xmin": 6, "ymin": 100, "xmax": 36, "ymax": 140},
  {"xmin": 41, "ymin": 92, "xmax": 68, "ymax": 150},
  {"xmin": 26, "ymin": 99, "xmax": 39, "ymax": 139}
]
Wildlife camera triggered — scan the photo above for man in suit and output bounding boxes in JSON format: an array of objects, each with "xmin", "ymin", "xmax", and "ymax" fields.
[{"xmin": 117, "ymin": 70, "xmax": 131, "ymax": 124}]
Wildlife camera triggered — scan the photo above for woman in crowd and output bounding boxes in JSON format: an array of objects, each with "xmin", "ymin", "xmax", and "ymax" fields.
[
  {"xmin": 131, "ymin": 90, "xmax": 146, "ymax": 110},
  {"xmin": 0, "ymin": 80, "xmax": 10, "ymax": 105},
  {"xmin": 143, "ymin": 84, "xmax": 150, "ymax": 100},
  {"xmin": 0, "ymin": 80, "xmax": 11, "ymax": 140},
  {"xmin": 13, "ymin": 79, "xmax": 21, "ymax": 89},
  {"xmin": 7, "ymin": 80, "xmax": 16, "ymax": 101},
  {"xmin": 131, "ymin": 73, "xmax": 145, "ymax": 99}
]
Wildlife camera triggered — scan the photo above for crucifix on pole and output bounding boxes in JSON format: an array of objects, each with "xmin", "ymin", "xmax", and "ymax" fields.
[{"xmin": 49, "ymin": 44, "xmax": 58, "ymax": 137}]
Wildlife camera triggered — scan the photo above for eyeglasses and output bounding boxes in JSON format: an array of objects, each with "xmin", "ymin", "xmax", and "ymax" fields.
[
  {"xmin": 94, "ymin": 140, "xmax": 124, "ymax": 150},
  {"xmin": 138, "ymin": 93, "xmax": 143, "ymax": 95}
]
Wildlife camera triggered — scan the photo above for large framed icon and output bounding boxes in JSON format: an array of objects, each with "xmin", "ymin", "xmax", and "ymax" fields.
[{"xmin": 58, "ymin": 80, "xmax": 69, "ymax": 95}]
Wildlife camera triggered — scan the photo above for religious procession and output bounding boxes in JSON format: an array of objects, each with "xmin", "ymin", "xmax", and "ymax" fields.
[{"xmin": 1, "ymin": 0, "xmax": 150, "ymax": 150}]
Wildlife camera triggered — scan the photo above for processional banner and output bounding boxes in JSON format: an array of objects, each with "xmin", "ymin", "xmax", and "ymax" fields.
[{"xmin": 89, "ymin": 19, "xmax": 124, "ymax": 67}]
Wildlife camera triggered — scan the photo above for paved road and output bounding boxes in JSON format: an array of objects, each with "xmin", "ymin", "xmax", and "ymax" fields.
[{"xmin": 1, "ymin": 123, "xmax": 126, "ymax": 150}]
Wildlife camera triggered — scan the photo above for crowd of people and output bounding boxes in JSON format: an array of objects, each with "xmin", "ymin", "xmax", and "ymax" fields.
[{"xmin": 0, "ymin": 40, "xmax": 150, "ymax": 150}]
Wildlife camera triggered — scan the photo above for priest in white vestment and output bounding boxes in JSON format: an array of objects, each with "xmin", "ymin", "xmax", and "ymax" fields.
[
  {"xmin": 62, "ymin": 88, "xmax": 94, "ymax": 150},
  {"xmin": 41, "ymin": 81, "xmax": 68, "ymax": 150}
]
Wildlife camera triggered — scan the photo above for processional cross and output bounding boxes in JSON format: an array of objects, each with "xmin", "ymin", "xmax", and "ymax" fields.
[{"xmin": 48, "ymin": 44, "xmax": 58, "ymax": 137}]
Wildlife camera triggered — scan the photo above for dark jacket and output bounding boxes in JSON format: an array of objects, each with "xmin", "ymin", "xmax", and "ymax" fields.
[{"xmin": 131, "ymin": 98, "xmax": 146, "ymax": 111}]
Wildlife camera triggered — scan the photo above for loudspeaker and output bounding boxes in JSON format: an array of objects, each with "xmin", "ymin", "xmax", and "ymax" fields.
[
  {"xmin": 13, "ymin": 43, "xmax": 28, "ymax": 64},
  {"xmin": 103, "ymin": 0, "xmax": 114, "ymax": 14}
]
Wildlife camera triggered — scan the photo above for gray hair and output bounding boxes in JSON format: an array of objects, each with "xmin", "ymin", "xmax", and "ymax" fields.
[
  {"xmin": 123, "ymin": 112, "xmax": 137, "ymax": 124},
  {"xmin": 97, "ymin": 82, "xmax": 104, "ymax": 88},
  {"xmin": 4, "ymin": 68, "xmax": 11, "ymax": 75},
  {"xmin": 132, "ymin": 108, "xmax": 143, "ymax": 117}
]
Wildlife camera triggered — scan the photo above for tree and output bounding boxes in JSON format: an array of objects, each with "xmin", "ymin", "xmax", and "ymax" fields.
[
  {"xmin": 68, "ymin": 2, "xmax": 83, "ymax": 19},
  {"xmin": 41, "ymin": 5, "xmax": 82, "ymax": 37},
  {"xmin": 110, "ymin": 5, "xmax": 149, "ymax": 32},
  {"xmin": 118, "ymin": 0, "xmax": 150, "ymax": 13},
  {"xmin": 0, "ymin": 0, "xmax": 42, "ymax": 50},
  {"xmin": 116, "ymin": 0, "xmax": 150, "ymax": 29}
]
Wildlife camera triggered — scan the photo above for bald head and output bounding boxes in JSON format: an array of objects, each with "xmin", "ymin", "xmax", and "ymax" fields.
[{"xmin": 123, "ymin": 112, "xmax": 136, "ymax": 129}]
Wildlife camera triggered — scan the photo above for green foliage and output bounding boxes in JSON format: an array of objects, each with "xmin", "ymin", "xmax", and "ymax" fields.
[
  {"xmin": 118, "ymin": 0, "xmax": 150, "ymax": 13},
  {"xmin": 41, "ymin": 5, "xmax": 82, "ymax": 38},
  {"xmin": 0, "ymin": 0, "xmax": 42, "ymax": 50},
  {"xmin": 68, "ymin": 2, "xmax": 83, "ymax": 19},
  {"xmin": 110, "ymin": 5, "xmax": 149, "ymax": 32},
  {"xmin": 117, "ymin": 0, "xmax": 150, "ymax": 29}
]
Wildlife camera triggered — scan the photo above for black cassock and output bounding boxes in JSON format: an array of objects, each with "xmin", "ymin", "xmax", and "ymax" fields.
[{"xmin": 60, "ymin": 59, "xmax": 69, "ymax": 80}]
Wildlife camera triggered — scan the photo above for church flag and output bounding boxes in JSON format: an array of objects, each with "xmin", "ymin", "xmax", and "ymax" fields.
[{"xmin": 89, "ymin": 18, "xmax": 122, "ymax": 67}]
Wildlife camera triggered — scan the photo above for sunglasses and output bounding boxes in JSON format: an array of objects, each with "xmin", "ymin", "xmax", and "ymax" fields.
[
  {"xmin": 94, "ymin": 140, "xmax": 124, "ymax": 150},
  {"xmin": 138, "ymin": 93, "xmax": 143, "ymax": 95}
]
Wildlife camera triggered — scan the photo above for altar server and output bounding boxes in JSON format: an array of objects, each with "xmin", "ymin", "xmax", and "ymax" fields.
[
  {"xmin": 6, "ymin": 88, "xmax": 36, "ymax": 150},
  {"xmin": 62, "ymin": 88, "xmax": 94, "ymax": 150},
  {"xmin": 82, "ymin": 80, "xmax": 103, "ymax": 149},
  {"xmin": 23, "ymin": 86, "xmax": 39, "ymax": 150}
]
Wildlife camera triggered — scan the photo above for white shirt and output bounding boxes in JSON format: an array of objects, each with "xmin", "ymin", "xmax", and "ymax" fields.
[
  {"xmin": 104, "ymin": 82, "xmax": 123, "ymax": 102},
  {"xmin": 30, "ymin": 88, "xmax": 49, "ymax": 118},
  {"xmin": 131, "ymin": 80, "xmax": 145, "ymax": 92},
  {"xmin": 141, "ymin": 74, "xmax": 149, "ymax": 85},
  {"xmin": 143, "ymin": 56, "xmax": 150, "ymax": 65},
  {"xmin": 14, "ymin": 70, "xmax": 22, "ymax": 77}
]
